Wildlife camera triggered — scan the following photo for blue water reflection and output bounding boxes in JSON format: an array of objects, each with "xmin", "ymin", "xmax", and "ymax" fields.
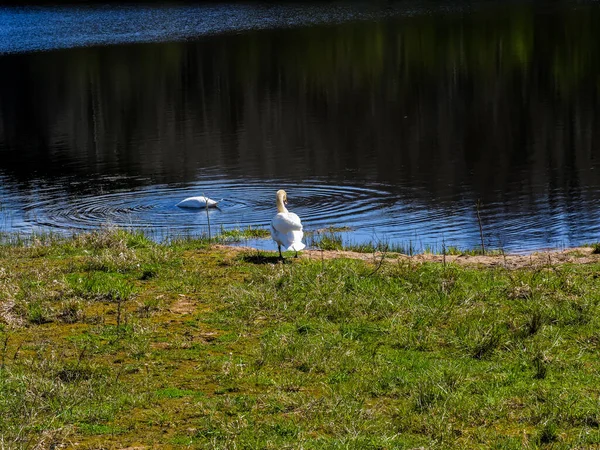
[{"xmin": 2, "ymin": 1, "xmax": 600, "ymax": 253}]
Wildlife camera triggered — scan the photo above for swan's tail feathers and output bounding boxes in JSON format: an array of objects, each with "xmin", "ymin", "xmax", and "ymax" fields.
[
  {"xmin": 287, "ymin": 242, "xmax": 306, "ymax": 252},
  {"xmin": 286, "ymin": 230, "xmax": 306, "ymax": 252}
]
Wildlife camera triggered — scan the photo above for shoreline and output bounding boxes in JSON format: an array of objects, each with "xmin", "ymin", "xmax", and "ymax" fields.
[
  {"xmin": 2, "ymin": 228, "xmax": 598, "ymax": 269},
  {"xmin": 217, "ymin": 244, "xmax": 600, "ymax": 269}
]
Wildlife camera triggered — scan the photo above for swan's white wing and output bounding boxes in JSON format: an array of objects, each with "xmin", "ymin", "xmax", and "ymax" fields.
[
  {"xmin": 270, "ymin": 222, "xmax": 283, "ymax": 246},
  {"xmin": 177, "ymin": 196, "xmax": 218, "ymax": 209},
  {"xmin": 271, "ymin": 212, "xmax": 305, "ymax": 251},
  {"xmin": 271, "ymin": 212, "xmax": 303, "ymax": 232},
  {"xmin": 177, "ymin": 197, "xmax": 204, "ymax": 208},
  {"xmin": 287, "ymin": 231, "xmax": 306, "ymax": 251}
]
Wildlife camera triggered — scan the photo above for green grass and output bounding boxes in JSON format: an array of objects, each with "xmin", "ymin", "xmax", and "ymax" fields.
[
  {"xmin": 307, "ymin": 230, "xmax": 411, "ymax": 253},
  {"xmin": 1, "ymin": 229, "xmax": 600, "ymax": 448},
  {"xmin": 307, "ymin": 229, "xmax": 506, "ymax": 255},
  {"xmin": 307, "ymin": 230, "xmax": 344, "ymax": 250},
  {"xmin": 217, "ymin": 225, "xmax": 271, "ymax": 242},
  {"xmin": 310, "ymin": 233, "xmax": 452, "ymax": 256},
  {"xmin": 164, "ymin": 226, "xmax": 270, "ymax": 249}
]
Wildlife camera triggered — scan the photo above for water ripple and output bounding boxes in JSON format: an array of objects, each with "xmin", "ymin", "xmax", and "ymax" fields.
[
  {"xmin": 5, "ymin": 177, "xmax": 600, "ymax": 253},
  {"xmin": 20, "ymin": 180, "xmax": 391, "ymax": 235}
]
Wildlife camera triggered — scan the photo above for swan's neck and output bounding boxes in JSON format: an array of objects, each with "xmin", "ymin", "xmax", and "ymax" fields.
[{"xmin": 276, "ymin": 197, "xmax": 288, "ymax": 214}]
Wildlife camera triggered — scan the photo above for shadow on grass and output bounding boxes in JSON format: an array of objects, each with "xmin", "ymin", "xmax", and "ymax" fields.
[{"xmin": 239, "ymin": 252, "xmax": 283, "ymax": 265}]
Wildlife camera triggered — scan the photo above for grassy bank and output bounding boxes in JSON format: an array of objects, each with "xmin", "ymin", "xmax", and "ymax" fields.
[{"xmin": 1, "ymin": 230, "xmax": 600, "ymax": 449}]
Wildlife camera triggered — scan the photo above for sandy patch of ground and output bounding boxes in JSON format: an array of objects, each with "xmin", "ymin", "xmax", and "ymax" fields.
[{"xmin": 169, "ymin": 294, "xmax": 196, "ymax": 315}]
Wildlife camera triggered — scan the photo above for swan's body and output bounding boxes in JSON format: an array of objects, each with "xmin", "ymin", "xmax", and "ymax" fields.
[
  {"xmin": 270, "ymin": 189, "xmax": 305, "ymax": 258},
  {"xmin": 177, "ymin": 196, "xmax": 220, "ymax": 209}
]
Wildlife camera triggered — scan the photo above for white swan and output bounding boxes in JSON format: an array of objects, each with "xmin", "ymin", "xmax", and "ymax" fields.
[
  {"xmin": 270, "ymin": 189, "xmax": 305, "ymax": 258},
  {"xmin": 177, "ymin": 196, "xmax": 220, "ymax": 209}
]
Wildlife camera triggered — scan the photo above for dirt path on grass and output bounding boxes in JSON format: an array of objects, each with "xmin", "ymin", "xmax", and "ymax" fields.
[{"xmin": 215, "ymin": 245, "xmax": 600, "ymax": 269}]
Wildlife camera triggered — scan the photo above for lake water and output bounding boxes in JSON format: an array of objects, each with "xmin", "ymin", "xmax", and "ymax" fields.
[{"xmin": 1, "ymin": 1, "xmax": 600, "ymax": 253}]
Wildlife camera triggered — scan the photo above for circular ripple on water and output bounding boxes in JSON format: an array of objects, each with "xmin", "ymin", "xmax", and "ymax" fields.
[
  {"xmin": 16, "ymin": 179, "xmax": 600, "ymax": 252},
  {"xmin": 22, "ymin": 180, "xmax": 393, "ymax": 237}
]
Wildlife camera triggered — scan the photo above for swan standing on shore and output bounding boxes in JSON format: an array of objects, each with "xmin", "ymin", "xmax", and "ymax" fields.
[
  {"xmin": 176, "ymin": 196, "xmax": 220, "ymax": 209},
  {"xmin": 270, "ymin": 189, "xmax": 305, "ymax": 259}
]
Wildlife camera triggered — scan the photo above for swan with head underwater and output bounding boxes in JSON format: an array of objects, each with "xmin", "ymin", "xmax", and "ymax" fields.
[
  {"xmin": 270, "ymin": 189, "xmax": 305, "ymax": 259},
  {"xmin": 176, "ymin": 195, "xmax": 221, "ymax": 209}
]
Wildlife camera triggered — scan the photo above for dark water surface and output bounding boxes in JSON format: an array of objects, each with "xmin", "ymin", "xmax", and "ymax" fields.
[{"xmin": 1, "ymin": 1, "xmax": 600, "ymax": 252}]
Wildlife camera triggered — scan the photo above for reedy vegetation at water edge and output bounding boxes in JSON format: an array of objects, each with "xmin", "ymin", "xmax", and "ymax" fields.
[{"xmin": 0, "ymin": 230, "xmax": 600, "ymax": 448}]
